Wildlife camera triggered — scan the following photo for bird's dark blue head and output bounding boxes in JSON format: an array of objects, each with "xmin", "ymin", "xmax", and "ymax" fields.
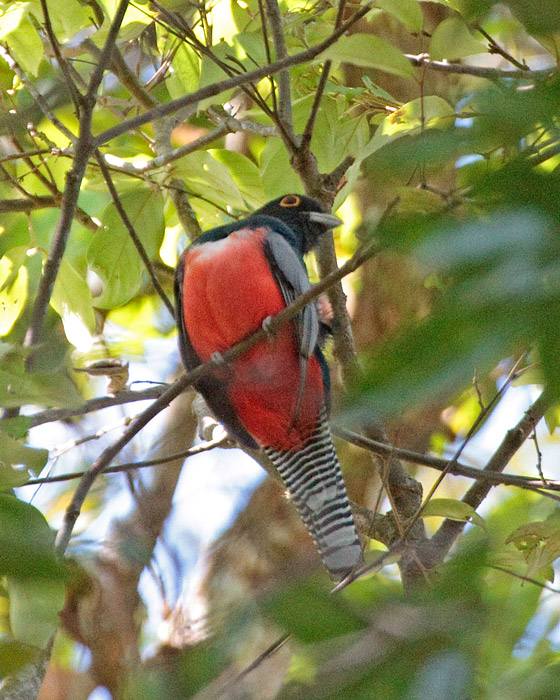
[{"xmin": 253, "ymin": 194, "xmax": 342, "ymax": 255}]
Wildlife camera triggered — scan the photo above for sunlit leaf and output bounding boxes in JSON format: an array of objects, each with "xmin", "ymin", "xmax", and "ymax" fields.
[
  {"xmin": 0, "ymin": 5, "xmax": 43, "ymax": 76},
  {"xmin": 50, "ymin": 258, "xmax": 96, "ymax": 350},
  {"xmin": 422, "ymin": 498, "xmax": 486, "ymax": 528},
  {"xmin": 0, "ymin": 252, "xmax": 27, "ymax": 336},
  {"xmin": 323, "ymin": 34, "xmax": 416, "ymax": 78},
  {"xmin": 87, "ymin": 187, "xmax": 165, "ymax": 308},
  {"xmin": 0, "ymin": 430, "xmax": 46, "ymax": 482}
]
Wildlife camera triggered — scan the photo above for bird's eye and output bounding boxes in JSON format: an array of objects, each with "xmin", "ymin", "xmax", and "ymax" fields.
[{"xmin": 279, "ymin": 195, "xmax": 301, "ymax": 208}]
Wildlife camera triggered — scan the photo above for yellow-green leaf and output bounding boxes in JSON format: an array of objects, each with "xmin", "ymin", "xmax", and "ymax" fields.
[
  {"xmin": 50, "ymin": 259, "xmax": 96, "ymax": 350},
  {"xmin": 323, "ymin": 34, "xmax": 415, "ymax": 78},
  {"xmin": 422, "ymin": 498, "xmax": 486, "ymax": 528},
  {"xmin": 87, "ymin": 188, "xmax": 164, "ymax": 309},
  {"xmin": 430, "ymin": 16, "xmax": 486, "ymax": 61},
  {"xmin": 0, "ymin": 254, "xmax": 28, "ymax": 337},
  {"xmin": 376, "ymin": 0, "xmax": 423, "ymax": 32},
  {"xmin": 0, "ymin": 6, "xmax": 43, "ymax": 77}
]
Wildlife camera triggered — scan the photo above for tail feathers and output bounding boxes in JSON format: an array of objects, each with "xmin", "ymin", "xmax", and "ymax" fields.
[{"xmin": 264, "ymin": 411, "xmax": 363, "ymax": 581}]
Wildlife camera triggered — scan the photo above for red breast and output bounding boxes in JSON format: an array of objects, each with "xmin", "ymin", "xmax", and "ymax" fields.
[{"xmin": 181, "ymin": 228, "xmax": 324, "ymax": 450}]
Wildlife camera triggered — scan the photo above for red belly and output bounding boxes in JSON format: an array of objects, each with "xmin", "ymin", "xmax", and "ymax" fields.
[{"xmin": 181, "ymin": 228, "xmax": 324, "ymax": 450}]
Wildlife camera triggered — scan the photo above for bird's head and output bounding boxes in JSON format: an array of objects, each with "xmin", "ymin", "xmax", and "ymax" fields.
[{"xmin": 254, "ymin": 194, "xmax": 342, "ymax": 254}]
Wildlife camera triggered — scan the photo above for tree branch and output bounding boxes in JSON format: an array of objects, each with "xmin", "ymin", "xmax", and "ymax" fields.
[
  {"xmin": 0, "ymin": 196, "xmax": 56, "ymax": 213},
  {"xmin": 28, "ymin": 386, "xmax": 167, "ymax": 428},
  {"xmin": 405, "ymin": 53, "xmax": 556, "ymax": 79},
  {"xmin": 430, "ymin": 392, "xmax": 550, "ymax": 564},
  {"xmin": 264, "ymin": 0, "xmax": 296, "ymax": 143},
  {"xmin": 335, "ymin": 426, "xmax": 560, "ymax": 499},
  {"xmin": 26, "ymin": 435, "xmax": 229, "ymax": 486}
]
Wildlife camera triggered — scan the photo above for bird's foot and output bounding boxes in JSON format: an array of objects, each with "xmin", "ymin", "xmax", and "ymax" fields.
[
  {"xmin": 210, "ymin": 351, "xmax": 226, "ymax": 366},
  {"xmin": 261, "ymin": 315, "xmax": 276, "ymax": 339}
]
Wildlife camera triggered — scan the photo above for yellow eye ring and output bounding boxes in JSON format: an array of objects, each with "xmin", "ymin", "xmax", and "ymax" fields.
[{"xmin": 279, "ymin": 194, "xmax": 301, "ymax": 208}]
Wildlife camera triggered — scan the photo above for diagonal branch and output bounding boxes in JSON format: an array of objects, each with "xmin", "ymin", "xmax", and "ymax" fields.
[{"xmin": 430, "ymin": 392, "xmax": 550, "ymax": 564}]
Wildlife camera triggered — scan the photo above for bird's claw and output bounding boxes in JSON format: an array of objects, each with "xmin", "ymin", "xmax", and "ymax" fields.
[
  {"xmin": 262, "ymin": 315, "xmax": 276, "ymax": 338},
  {"xmin": 210, "ymin": 351, "xmax": 226, "ymax": 366}
]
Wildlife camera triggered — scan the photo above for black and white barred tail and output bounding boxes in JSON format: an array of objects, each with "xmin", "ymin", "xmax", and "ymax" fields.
[{"xmin": 264, "ymin": 409, "xmax": 363, "ymax": 580}]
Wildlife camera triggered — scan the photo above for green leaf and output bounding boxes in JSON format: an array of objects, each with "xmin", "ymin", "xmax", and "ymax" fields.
[
  {"xmin": 0, "ymin": 349, "xmax": 82, "ymax": 409},
  {"xmin": 87, "ymin": 188, "xmax": 165, "ymax": 308},
  {"xmin": 259, "ymin": 138, "xmax": 302, "ymax": 200},
  {"xmin": 29, "ymin": 0, "xmax": 93, "ymax": 41},
  {"xmin": 50, "ymin": 258, "xmax": 96, "ymax": 350},
  {"xmin": 8, "ymin": 577, "xmax": 66, "ymax": 647},
  {"xmin": 0, "ymin": 252, "xmax": 27, "ymax": 336},
  {"xmin": 0, "ymin": 639, "xmax": 36, "ymax": 677},
  {"xmin": 376, "ymin": 0, "xmax": 423, "ymax": 31},
  {"xmin": 422, "ymin": 499, "xmax": 486, "ymax": 528},
  {"xmin": 263, "ymin": 579, "xmax": 367, "ymax": 643},
  {"xmin": 429, "ymin": 16, "xmax": 486, "ymax": 60},
  {"xmin": 0, "ymin": 494, "xmax": 66, "ymax": 579},
  {"xmin": 166, "ymin": 42, "xmax": 200, "ymax": 101},
  {"xmin": 346, "ymin": 208, "xmax": 556, "ymax": 419},
  {"xmin": 0, "ymin": 5, "xmax": 44, "ymax": 76},
  {"xmin": 323, "ymin": 34, "xmax": 415, "ymax": 78},
  {"xmin": 209, "ymin": 149, "xmax": 266, "ymax": 208},
  {"xmin": 234, "ymin": 31, "xmax": 269, "ymax": 67},
  {"xmin": 175, "ymin": 150, "xmax": 247, "ymax": 211},
  {"xmin": 0, "ymin": 431, "xmax": 48, "ymax": 485}
]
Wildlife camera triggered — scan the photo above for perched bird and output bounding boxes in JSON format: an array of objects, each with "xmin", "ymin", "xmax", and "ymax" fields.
[{"xmin": 174, "ymin": 194, "xmax": 362, "ymax": 580}]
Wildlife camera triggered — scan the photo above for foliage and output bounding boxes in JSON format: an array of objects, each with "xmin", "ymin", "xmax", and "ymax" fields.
[{"xmin": 0, "ymin": 0, "xmax": 559, "ymax": 697}]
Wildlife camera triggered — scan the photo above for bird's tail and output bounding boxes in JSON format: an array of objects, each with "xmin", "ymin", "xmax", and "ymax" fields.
[{"xmin": 264, "ymin": 410, "xmax": 363, "ymax": 581}]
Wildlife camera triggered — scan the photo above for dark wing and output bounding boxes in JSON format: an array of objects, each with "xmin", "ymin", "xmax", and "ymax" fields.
[
  {"xmin": 174, "ymin": 251, "xmax": 259, "ymax": 449},
  {"xmin": 263, "ymin": 232, "xmax": 319, "ymax": 358},
  {"xmin": 263, "ymin": 232, "xmax": 321, "ymax": 422}
]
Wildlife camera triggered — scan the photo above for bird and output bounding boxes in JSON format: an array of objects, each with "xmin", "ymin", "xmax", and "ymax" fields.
[{"xmin": 174, "ymin": 194, "xmax": 363, "ymax": 580}]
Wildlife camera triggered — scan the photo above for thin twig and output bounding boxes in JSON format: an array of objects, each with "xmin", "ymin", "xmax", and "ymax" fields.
[
  {"xmin": 476, "ymin": 25, "xmax": 529, "ymax": 72},
  {"xmin": 405, "ymin": 53, "xmax": 556, "ymax": 79},
  {"xmin": 55, "ymin": 376, "xmax": 189, "ymax": 553},
  {"xmin": 28, "ymin": 385, "xmax": 167, "ymax": 428},
  {"xmin": 94, "ymin": 151, "xmax": 175, "ymax": 317},
  {"xmin": 24, "ymin": 435, "xmax": 229, "ymax": 487},
  {"xmin": 300, "ymin": 61, "xmax": 331, "ymax": 153},
  {"xmin": 0, "ymin": 196, "xmax": 56, "ymax": 213}
]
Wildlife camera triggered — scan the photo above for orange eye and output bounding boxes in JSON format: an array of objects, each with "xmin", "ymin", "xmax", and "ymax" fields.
[{"xmin": 279, "ymin": 195, "xmax": 301, "ymax": 208}]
